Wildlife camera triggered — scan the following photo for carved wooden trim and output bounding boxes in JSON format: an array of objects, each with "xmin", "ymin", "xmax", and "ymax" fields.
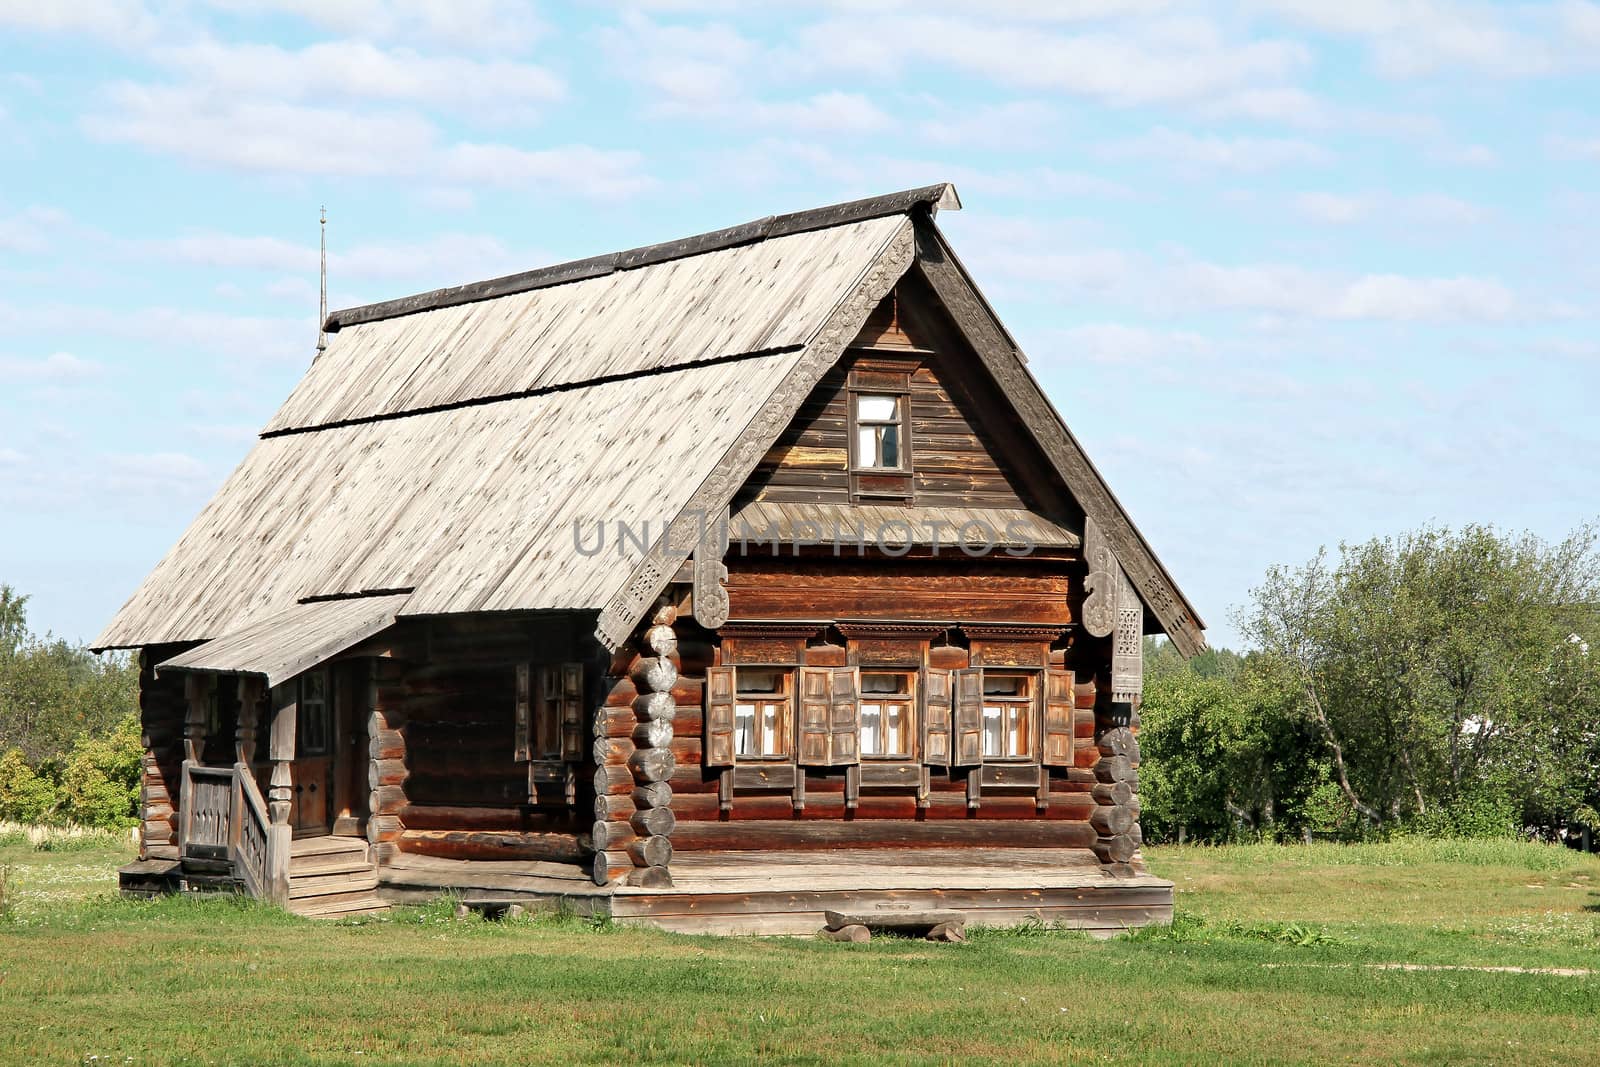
[
  {"xmin": 1112, "ymin": 566, "xmax": 1144, "ymax": 705},
  {"xmin": 911, "ymin": 219, "xmax": 1205, "ymax": 658},
  {"xmin": 594, "ymin": 222, "xmax": 917, "ymax": 650},
  {"xmin": 958, "ymin": 623, "xmax": 1068, "ymax": 643},
  {"xmin": 1081, "ymin": 515, "xmax": 1115, "ymax": 639},
  {"xmin": 691, "ymin": 505, "xmax": 730, "ymax": 630}
]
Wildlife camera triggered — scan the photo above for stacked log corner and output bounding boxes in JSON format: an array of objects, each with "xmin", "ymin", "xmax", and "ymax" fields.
[
  {"xmin": 366, "ymin": 658, "xmax": 407, "ymax": 866},
  {"xmin": 591, "ymin": 602, "xmax": 681, "ymax": 887},
  {"xmin": 136, "ymin": 649, "xmax": 185, "ymax": 861},
  {"xmin": 1090, "ymin": 663, "xmax": 1143, "ymax": 875}
]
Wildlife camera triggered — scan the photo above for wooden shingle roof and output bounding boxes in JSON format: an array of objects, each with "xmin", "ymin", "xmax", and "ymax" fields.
[{"xmin": 96, "ymin": 182, "xmax": 1207, "ymax": 658}]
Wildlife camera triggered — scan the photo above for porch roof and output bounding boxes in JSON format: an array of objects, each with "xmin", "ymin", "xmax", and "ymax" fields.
[{"xmin": 155, "ymin": 594, "xmax": 409, "ymax": 687}]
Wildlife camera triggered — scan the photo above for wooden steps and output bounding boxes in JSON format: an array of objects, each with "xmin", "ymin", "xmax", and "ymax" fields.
[{"xmin": 287, "ymin": 837, "xmax": 389, "ymax": 919}]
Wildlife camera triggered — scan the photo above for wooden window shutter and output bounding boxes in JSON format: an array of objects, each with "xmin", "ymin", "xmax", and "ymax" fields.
[
  {"xmin": 797, "ymin": 666, "xmax": 833, "ymax": 766},
  {"xmin": 953, "ymin": 668, "xmax": 984, "ymax": 766},
  {"xmin": 830, "ymin": 666, "xmax": 861, "ymax": 765},
  {"xmin": 514, "ymin": 662, "xmax": 531, "ymax": 763},
  {"xmin": 560, "ymin": 662, "xmax": 584, "ymax": 762},
  {"xmin": 1042, "ymin": 668, "xmax": 1075, "ymax": 768},
  {"xmin": 920, "ymin": 666, "xmax": 953, "ymax": 767},
  {"xmin": 704, "ymin": 665, "xmax": 737, "ymax": 767}
]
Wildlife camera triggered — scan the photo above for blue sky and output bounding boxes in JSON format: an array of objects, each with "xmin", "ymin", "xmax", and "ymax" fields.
[{"xmin": 1, "ymin": 1, "xmax": 1597, "ymax": 649}]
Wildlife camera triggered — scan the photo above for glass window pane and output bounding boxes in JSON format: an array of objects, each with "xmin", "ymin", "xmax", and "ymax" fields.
[
  {"xmin": 982, "ymin": 706, "xmax": 1002, "ymax": 757},
  {"xmin": 735, "ymin": 703, "xmax": 756, "ymax": 756},
  {"xmin": 856, "ymin": 425, "xmax": 878, "ymax": 467},
  {"xmin": 762, "ymin": 705, "xmax": 781, "ymax": 755},
  {"xmin": 861, "ymin": 673, "xmax": 907, "ymax": 694},
  {"xmin": 856, "ymin": 394, "xmax": 898, "ymax": 421},
  {"xmin": 860, "ymin": 703, "xmax": 882, "ymax": 755},
  {"xmin": 983, "ymin": 675, "xmax": 1026, "ymax": 697},
  {"xmin": 1009, "ymin": 708, "xmax": 1030, "ymax": 757},
  {"xmin": 741, "ymin": 669, "xmax": 782, "ymax": 694},
  {"xmin": 886, "ymin": 705, "xmax": 907, "ymax": 755},
  {"xmin": 879, "ymin": 425, "xmax": 899, "ymax": 468}
]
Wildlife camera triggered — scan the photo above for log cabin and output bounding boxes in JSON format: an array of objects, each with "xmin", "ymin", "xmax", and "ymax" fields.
[{"xmin": 97, "ymin": 183, "xmax": 1205, "ymax": 933}]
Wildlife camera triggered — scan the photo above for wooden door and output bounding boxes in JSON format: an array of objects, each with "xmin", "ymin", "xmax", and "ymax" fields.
[{"xmin": 292, "ymin": 669, "xmax": 334, "ymax": 835}]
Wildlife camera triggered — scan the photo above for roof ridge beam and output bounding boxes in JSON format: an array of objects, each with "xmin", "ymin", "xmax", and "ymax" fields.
[{"xmin": 324, "ymin": 184, "xmax": 958, "ymax": 333}]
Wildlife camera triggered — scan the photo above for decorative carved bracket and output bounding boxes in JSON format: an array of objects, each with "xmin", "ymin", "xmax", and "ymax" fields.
[
  {"xmin": 1081, "ymin": 516, "xmax": 1116, "ymax": 639},
  {"xmin": 691, "ymin": 505, "xmax": 730, "ymax": 630}
]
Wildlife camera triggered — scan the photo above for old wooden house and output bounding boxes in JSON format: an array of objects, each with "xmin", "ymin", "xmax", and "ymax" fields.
[{"xmin": 97, "ymin": 184, "xmax": 1205, "ymax": 932}]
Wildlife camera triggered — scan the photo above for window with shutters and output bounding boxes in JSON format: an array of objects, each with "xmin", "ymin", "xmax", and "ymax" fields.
[
  {"xmin": 859, "ymin": 672, "xmax": 915, "ymax": 759},
  {"xmin": 980, "ymin": 672, "xmax": 1033, "ymax": 760},
  {"xmin": 734, "ymin": 668, "xmax": 792, "ymax": 759}
]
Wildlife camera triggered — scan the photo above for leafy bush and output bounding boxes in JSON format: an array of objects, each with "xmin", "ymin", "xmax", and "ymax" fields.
[
  {"xmin": 1405, "ymin": 788, "xmax": 1519, "ymax": 841},
  {"xmin": 55, "ymin": 713, "xmax": 141, "ymax": 829},
  {"xmin": 0, "ymin": 749, "xmax": 58, "ymax": 824}
]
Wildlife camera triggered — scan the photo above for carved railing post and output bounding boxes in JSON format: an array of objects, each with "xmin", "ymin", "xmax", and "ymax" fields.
[{"xmin": 265, "ymin": 684, "xmax": 296, "ymax": 906}]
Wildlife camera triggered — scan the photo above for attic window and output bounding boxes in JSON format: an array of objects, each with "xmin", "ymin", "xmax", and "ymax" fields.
[{"xmin": 853, "ymin": 394, "xmax": 904, "ymax": 470}]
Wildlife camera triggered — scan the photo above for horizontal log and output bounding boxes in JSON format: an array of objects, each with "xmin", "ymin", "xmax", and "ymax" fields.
[
  {"xmin": 1090, "ymin": 804, "xmax": 1135, "ymax": 837},
  {"xmin": 369, "ymin": 729, "xmax": 405, "ymax": 761},
  {"xmin": 369, "ymin": 784, "xmax": 407, "ymax": 813},
  {"xmin": 633, "ymin": 782, "xmax": 672, "ymax": 809},
  {"xmin": 595, "ymin": 765, "xmax": 634, "ymax": 795},
  {"xmin": 1092, "ymin": 781, "xmax": 1135, "ymax": 807},
  {"xmin": 367, "ymin": 814, "xmax": 403, "ymax": 843},
  {"xmin": 593, "ymin": 850, "xmax": 632, "ymax": 886},
  {"xmin": 642, "ymin": 622, "xmax": 677, "ymax": 658},
  {"xmin": 633, "ymin": 692, "xmax": 678, "ymax": 725},
  {"xmin": 1092, "ymin": 832, "xmax": 1138, "ymax": 865},
  {"xmin": 631, "ymin": 656, "xmax": 678, "ymax": 694},
  {"xmin": 627, "ymin": 835, "xmax": 673, "ymax": 868},
  {"xmin": 1095, "ymin": 755, "xmax": 1132, "ymax": 784},
  {"xmin": 594, "ymin": 736, "xmax": 636, "ymax": 766},
  {"xmin": 398, "ymin": 804, "xmax": 579, "ymax": 833},
  {"xmin": 368, "ymin": 758, "xmax": 408, "ymax": 789},
  {"xmin": 629, "ymin": 747, "xmax": 676, "ymax": 784},
  {"xmin": 632, "ymin": 720, "xmax": 673, "ymax": 748},
  {"xmin": 604, "ymin": 676, "xmax": 703, "ymax": 708},
  {"xmin": 397, "ymin": 828, "xmax": 586, "ymax": 863},
  {"xmin": 671, "ymin": 819, "xmax": 1098, "ymax": 852},
  {"xmin": 630, "ymin": 806, "xmax": 676, "ymax": 836},
  {"xmin": 1097, "ymin": 728, "xmax": 1139, "ymax": 760},
  {"xmin": 591, "ymin": 820, "xmax": 638, "ymax": 852},
  {"xmin": 626, "ymin": 865, "xmax": 674, "ymax": 889}
]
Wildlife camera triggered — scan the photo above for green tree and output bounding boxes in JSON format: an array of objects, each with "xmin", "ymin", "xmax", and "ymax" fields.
[{"xmin": 1238, "ymin": 524, "xmax": 1600, "ymax": 831}]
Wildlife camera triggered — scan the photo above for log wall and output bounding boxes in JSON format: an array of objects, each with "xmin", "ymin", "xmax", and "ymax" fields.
[
  {"xmin": 737, "ymin": 288, "xmax": 1033, "ymax": 510},
  {"xmin": 136, "ymin": 647, "xmax": 187, "ymax": 860}
]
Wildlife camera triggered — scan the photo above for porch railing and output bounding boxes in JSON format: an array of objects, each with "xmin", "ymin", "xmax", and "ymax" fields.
[{"xmin": 179, "ymin": 762, "xmax": 281, "ymax": 904}]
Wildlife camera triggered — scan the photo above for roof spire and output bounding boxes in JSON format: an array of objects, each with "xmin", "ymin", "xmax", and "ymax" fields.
[{"xmin": 316, "ymin": 205, "xmax": 328, "ymax": 354}]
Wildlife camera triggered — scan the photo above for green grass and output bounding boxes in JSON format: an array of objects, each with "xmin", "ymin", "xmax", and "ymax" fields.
[{"xmin": 1, "ymin": 836, "xmax": 1598, "ymax": 1065}]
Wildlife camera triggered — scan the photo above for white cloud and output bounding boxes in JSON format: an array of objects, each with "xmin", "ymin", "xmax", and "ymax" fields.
[
  {"xmin": 1294, "ymin": 191, "xmax": 1369, "ymax": 223},
  {"xmin": 1198, "ymin": 86, "xmax": 1330, "ymax": 126},
  {"xmin": 0, "ymin": 0, "xmax": 158, "ymax": 43},
  {"xmin": 440, "ymin": 143, "xmax": 655, "ymax": 200},
  {"xmin": 0, "ymin": 352, "xmax": 103, "ymax": 384},
  {"xmin": 83, "ymin": 84, "xmax": 438, "ymax": 176},
  {"xmin": 1429, "ymin": 142, "xmax": 1498, "ymax": 167},
  {"xmin": 155, "ymin": 38, "xmax": 564, "ymax": 116},
  {"xmin": 1549, "ymin": 135, "xmax": 1600, "ymax": 160},
  {"xmin": 0, "ymin": 206, "xmax": 72, "ymax": 254},
  {"xmin": 1048, "ymin": 323, "xmax": 1213, "ymax": 365},
  {"xmin": 0, "ymin": 301, "xmax": 309, "ymax": 367},
  {"xmin": 197, "ymin": 0, "xmax": 546, "ymax": 53},
  {"xmin": 1255, "ymin": 0, "xmax": 1563, "ymax": 78},
  {"xmin": 916, "ymin": 100, "xmax": 1061, "ymax": 149},
  {"xmin": 749, "ymin": 92, "xmax": 891, "ymax": 134},
  {"xmin": 146, "ymin": 230, "xmax": 537, "ymax": 286},
  {"xmin": 795, "ymin": 13, "xmax": 1310, "ymax": 106},
  {"xmin": 1293, "ymin": 191, "xmax": 1486, "ymax": 226},
  {"xmin": 82, "ymin": 83, "xmax": 653, "ymax": 197},
  {"xmin": 1100, "ymin": 126, "xmax": 1332, "ymax": 171}
]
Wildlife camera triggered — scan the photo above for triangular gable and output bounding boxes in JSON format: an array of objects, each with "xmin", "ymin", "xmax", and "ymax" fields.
[{"xmin": 593, "ymin": 215, "xmax": 1205, "ymax": 658}]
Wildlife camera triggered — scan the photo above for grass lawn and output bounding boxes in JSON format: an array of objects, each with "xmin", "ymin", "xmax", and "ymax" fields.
[{"xmin": 2, "ymin": 833, "xmax": 1598, "ymax": 1065}]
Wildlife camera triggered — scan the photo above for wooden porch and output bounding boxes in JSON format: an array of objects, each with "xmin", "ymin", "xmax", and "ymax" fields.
[{"xmin": 376, "ymin": 847, "xmax": 1173, "ymax": 936}]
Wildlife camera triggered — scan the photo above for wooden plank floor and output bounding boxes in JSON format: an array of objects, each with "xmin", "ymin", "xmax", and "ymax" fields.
[{"xmin": 377, "ymin": 848, "xmax": 1173, "ymax": 936}]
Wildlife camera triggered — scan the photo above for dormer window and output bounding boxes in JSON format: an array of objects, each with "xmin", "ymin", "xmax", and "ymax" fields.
[{"xmin": 853, "ymin": 394, "xmax": 904, "ymax": 470}]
